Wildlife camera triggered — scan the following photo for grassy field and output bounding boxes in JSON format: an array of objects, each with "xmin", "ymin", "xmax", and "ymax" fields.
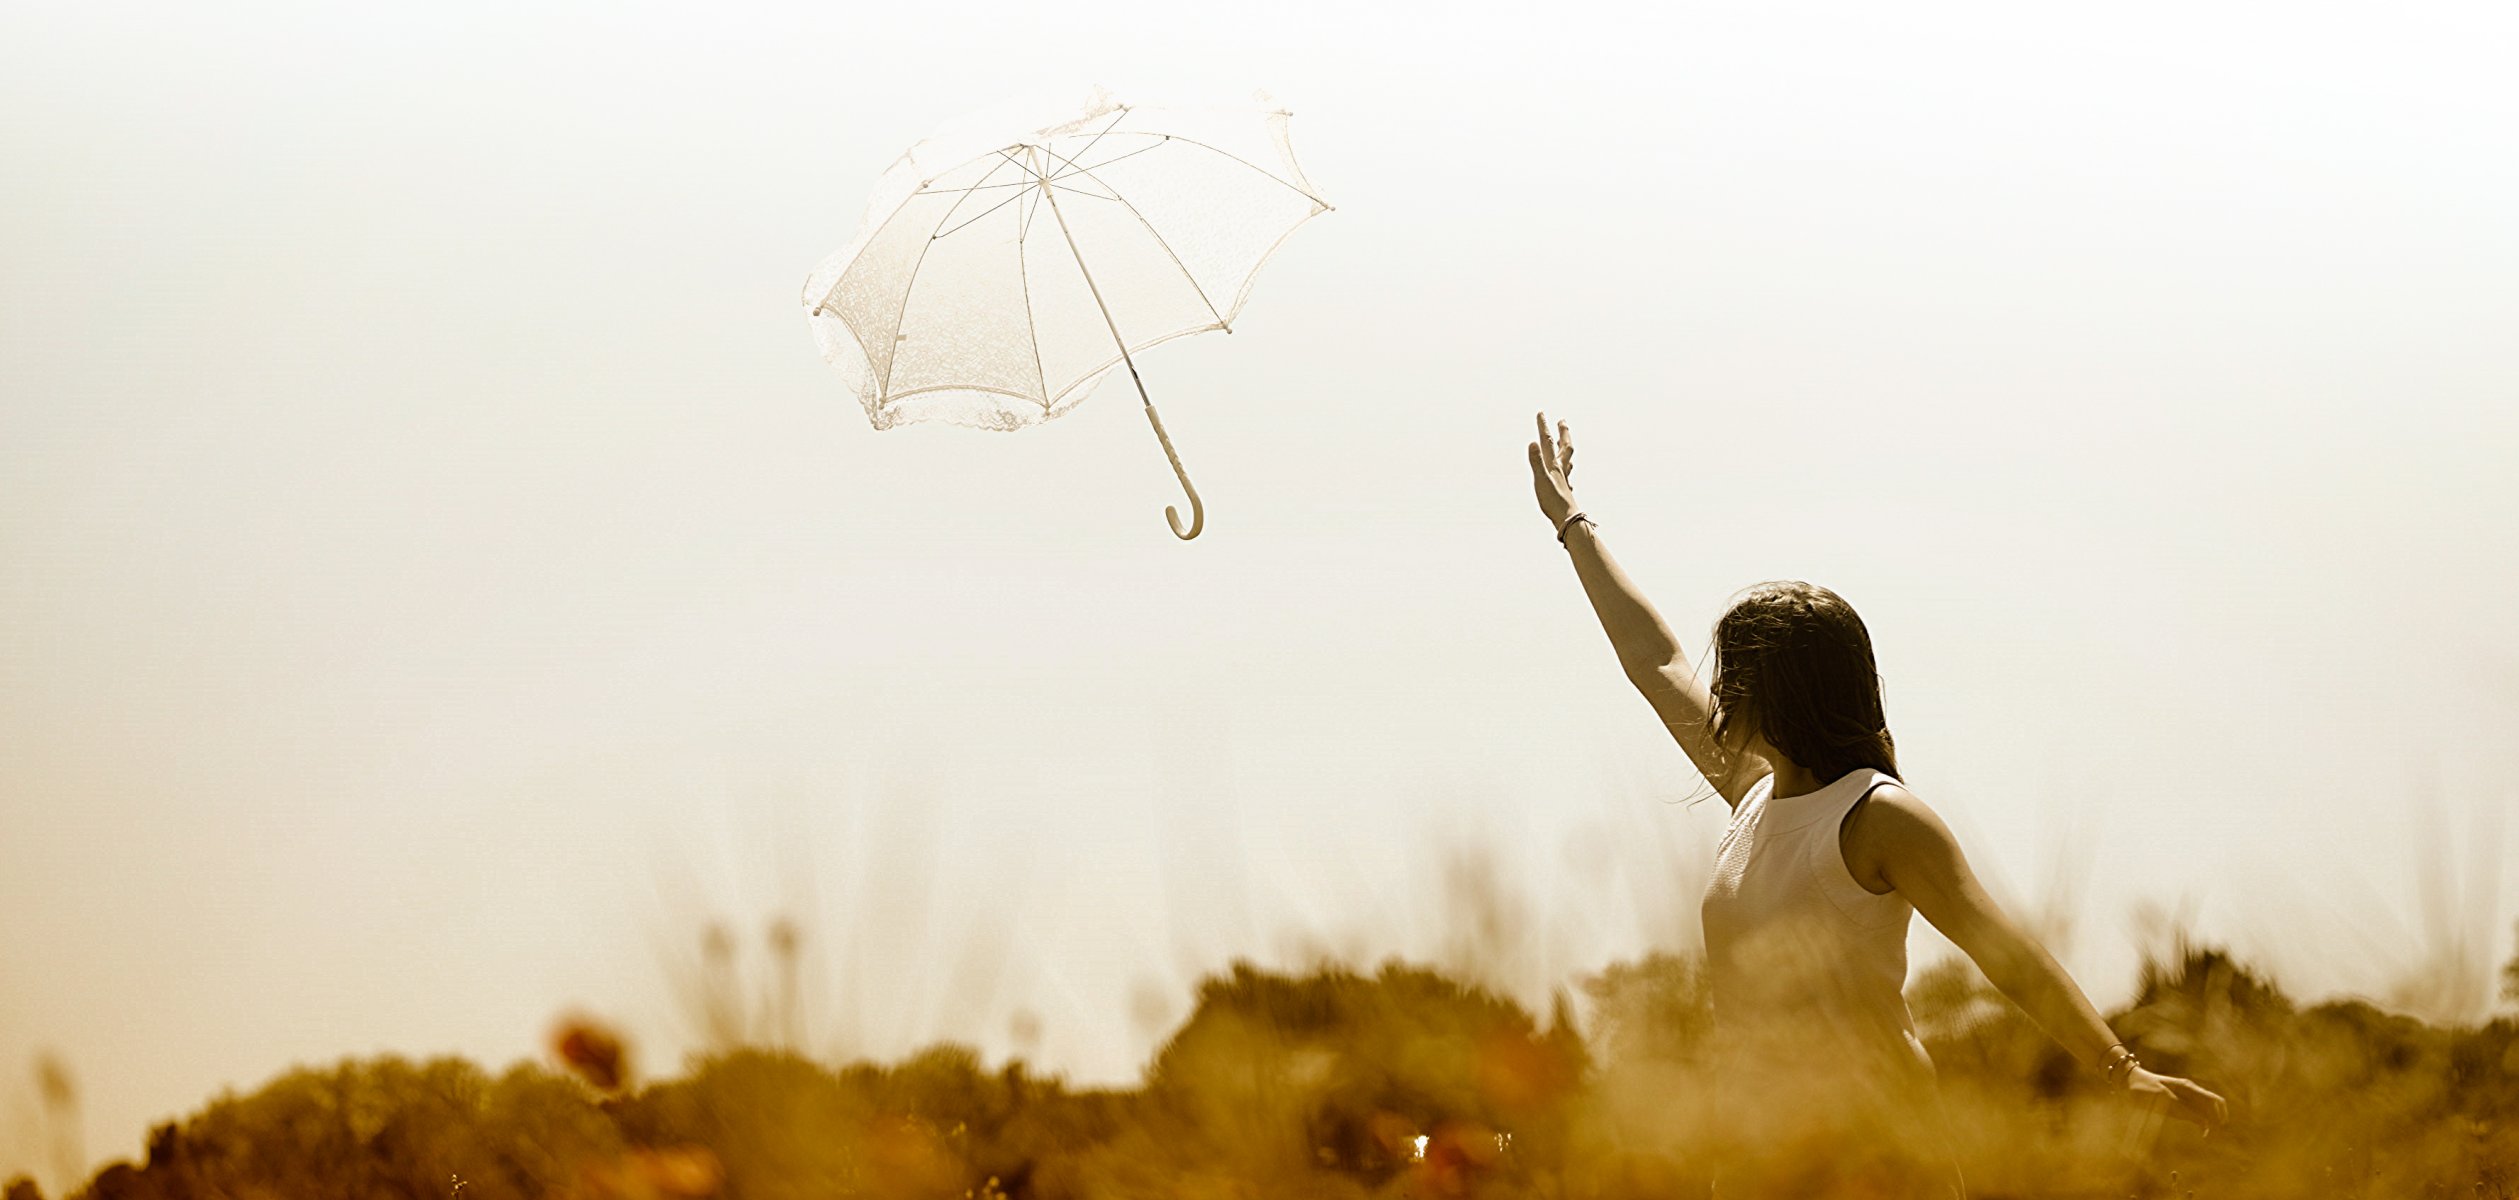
[{"xmin": 20, "ymin": 935, "xmax": 2519, "ymax": 1200}]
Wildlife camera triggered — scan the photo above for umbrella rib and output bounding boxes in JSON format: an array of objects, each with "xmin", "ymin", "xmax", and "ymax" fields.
[
  {"xmin": 877, "ymin": 153, "xmax": 1030, "ymax": 395},
  {"xmin": 1017, "ymin": 181, "xmax": 1045, "ymax": 240},
  {"xmin": 1044, "ymin": 137, "xmax": 1168, "ymax": 181},
  {"xmin": 1041, "ymin": 322, "xmax": 1224, "ymax": 405},
  {"xmin": 886, "ymin": 381, "xmax": 1047, "ymax": 401},
  {"xmin": 1044, "ymin": 107, "xmax": 1131, "ymax": 183},
  {"xmin": 912, "ymin": 178, "xmax": 1040, "ymax": 197},
  {"xmin": 1121, "ymin": 132, "xmax": 1329, "ymax": 207},
  {"xmin": 808, "ymin": 195, "xmax": 927, "ymax": 318},
  {"xmin": 1037, "ymin": 149, "xmax": 1228, "ymax": 330},
  {"xmin": 932, "ymin": 182, "xmax": 1041, "ymax": 240},
  {"xmin": 1045, "ymin": 179, "xmax": 1121, "ymax": 202},
  {"xmin": 994, "ymin": 147, "xmax": 1048, "ymax": 181},
  {"xmin": 1016, "ymin": 151, "xmax": 1051, "ymax": 404},
  {"xmin": 809, "ymin": 158, "xmax": 1008, "ymax": 319}
]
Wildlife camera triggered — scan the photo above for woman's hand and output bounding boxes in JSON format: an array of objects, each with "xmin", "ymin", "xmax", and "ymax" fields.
[
  {"xmin": 2128, "ymin": 1066, "xmax": 2229, "ymax": 1130},
  {"xmin": 1527, "ymin": 411, "xmax": 1577, "ymax": 529}
]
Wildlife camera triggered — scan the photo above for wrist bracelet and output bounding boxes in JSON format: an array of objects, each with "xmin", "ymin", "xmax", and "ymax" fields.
[
  {"xmin": 1556, "ymin": 511, "xmax": 1596, "ymax": 547},
  {"xmin": 2101, "ymin": 1044, "xmax": 2141, "ymax": 1087}
]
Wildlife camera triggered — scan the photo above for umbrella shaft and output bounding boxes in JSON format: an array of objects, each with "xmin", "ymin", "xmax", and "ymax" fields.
[
  {"xmin": 1037, "ymin": 167, "xmax": 1152, "ymax": 408},
  {"xmin": 1036, "ymin": 151, "xmax": 1202, "ymax": 539}
]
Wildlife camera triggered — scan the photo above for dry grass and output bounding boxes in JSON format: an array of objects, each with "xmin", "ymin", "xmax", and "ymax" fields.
[{"xmin": 20, "ymin": 925, "xmax": 2519, "ymax": 1200}]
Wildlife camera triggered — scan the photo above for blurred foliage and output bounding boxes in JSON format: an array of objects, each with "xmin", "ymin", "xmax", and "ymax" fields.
[{"xmin": 46, "ymin": 941, "xmax": 2519, "ymax": 1200}]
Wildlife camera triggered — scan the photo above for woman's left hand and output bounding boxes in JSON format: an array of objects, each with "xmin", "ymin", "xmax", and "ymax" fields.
[{"xmin": 2129, "ymin": 1067, "xmax": 2229, "ymax": 1130}]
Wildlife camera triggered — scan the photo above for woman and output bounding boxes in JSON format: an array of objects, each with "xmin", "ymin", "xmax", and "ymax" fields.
[{"xmin": 1524, "ymin": 412, "xmax": 2225, "ymax": 1195}]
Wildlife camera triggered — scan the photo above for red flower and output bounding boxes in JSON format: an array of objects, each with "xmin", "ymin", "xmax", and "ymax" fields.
[{"xmin": 550, "ymin": 1014, "xmax": 631, "ymax": 1092}]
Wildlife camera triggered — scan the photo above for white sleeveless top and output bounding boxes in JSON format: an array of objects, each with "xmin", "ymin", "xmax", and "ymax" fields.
[{"xmin": 1700, "ymin": 767, "xmax": 1936, "ymax": 1102}]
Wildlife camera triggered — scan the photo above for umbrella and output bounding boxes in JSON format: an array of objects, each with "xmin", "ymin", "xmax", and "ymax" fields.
[{"xmin": 803, "ymin": 85, "xmax": 1332, "ymax": 539}]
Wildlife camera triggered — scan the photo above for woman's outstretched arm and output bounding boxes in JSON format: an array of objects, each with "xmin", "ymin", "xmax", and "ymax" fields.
[
  {"xmin": 1527, "ymin": 412, "xmax": 1762, "ymax": 807},
  {"xmin": 1848, "ymin": 786, "xmax": 2230, "ymax": 1128}
]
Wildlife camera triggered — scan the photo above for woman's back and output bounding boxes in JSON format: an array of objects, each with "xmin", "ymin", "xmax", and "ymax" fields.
[
  {"xmin": 1700, "ymin": 767, "xmax": 1962, "ymax": 1196},
  {"xmin": 1702, "ymin": 767, "xmax": 1927, "ymax": 1079}
]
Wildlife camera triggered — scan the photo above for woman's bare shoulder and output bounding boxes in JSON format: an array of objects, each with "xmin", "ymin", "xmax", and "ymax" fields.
[
  {"xmin": 1844, "ymin": 777, "xmax": 1966, "ymax": 873},
  {"xmin": 1845, "ymin": 776, "xmax": 2009, "ymax": 925}
]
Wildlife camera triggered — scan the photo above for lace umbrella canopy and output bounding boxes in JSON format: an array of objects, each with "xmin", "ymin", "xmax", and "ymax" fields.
[{"xmin": 803, "ymin": 86, "xmax": 1332, "ymax": 539}]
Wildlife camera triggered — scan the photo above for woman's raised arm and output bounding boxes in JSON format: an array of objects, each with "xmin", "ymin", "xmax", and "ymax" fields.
[{"xmin": 1528, "ymin": 412, "xmax": 1762, "ymax": 807}]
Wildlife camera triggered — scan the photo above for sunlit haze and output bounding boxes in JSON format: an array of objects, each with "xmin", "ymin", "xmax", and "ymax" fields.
[{"xmin": 4, "ymin": 0, "xmax": 2516, "ymax": 1185}]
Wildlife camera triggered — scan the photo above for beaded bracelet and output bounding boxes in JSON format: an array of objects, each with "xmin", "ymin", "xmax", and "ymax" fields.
[
  {"xmin": 2102, "ymin": 1043, "xmax": 2142, "ymax": 1087},
  {"xmin": 1556, "ymin": 511, "xmax": 1596, "ymax": 547}
]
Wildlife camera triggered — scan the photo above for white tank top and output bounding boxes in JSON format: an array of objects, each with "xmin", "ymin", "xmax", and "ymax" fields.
[{"xmin": 1700, "ymin": 767, "xmax": 1936, "ymax": 1100}]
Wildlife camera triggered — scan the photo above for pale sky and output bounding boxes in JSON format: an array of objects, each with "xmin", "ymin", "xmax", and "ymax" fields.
[{"xmin": 5, "ymin": 0, "xmax": 2517, "ymax": 1188}]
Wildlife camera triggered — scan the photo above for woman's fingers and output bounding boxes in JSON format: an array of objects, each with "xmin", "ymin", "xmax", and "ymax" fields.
[
  {"xmin": 1536, "ymin": 412, "xmax": 1580, "ymax": 483},
  {"xmin": 2188, "ymin": 1081, "xmax": 2229, "ymax": 1128},
  {"xmin": 1529, "ymin": 440, "xmax": 1558, "ymax": 491},
  {"xmin": 2163, "ymin": 1077, "xmax": 2227, "ymax": 1128},
  {"xmin": 1528, "ymin": 423, "xmax": 1579, "ymax": 525}
]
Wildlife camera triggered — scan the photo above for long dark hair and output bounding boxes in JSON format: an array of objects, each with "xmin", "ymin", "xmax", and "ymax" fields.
[{"xmin": 1707, "ymin": 580, "xmax": 1899, "ymax": 783}]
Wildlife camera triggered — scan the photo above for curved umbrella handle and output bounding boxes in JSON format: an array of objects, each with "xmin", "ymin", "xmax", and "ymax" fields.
[{"xmin": 1142, "ymin": 401, "xmax": 1204, "ymax": 540}]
